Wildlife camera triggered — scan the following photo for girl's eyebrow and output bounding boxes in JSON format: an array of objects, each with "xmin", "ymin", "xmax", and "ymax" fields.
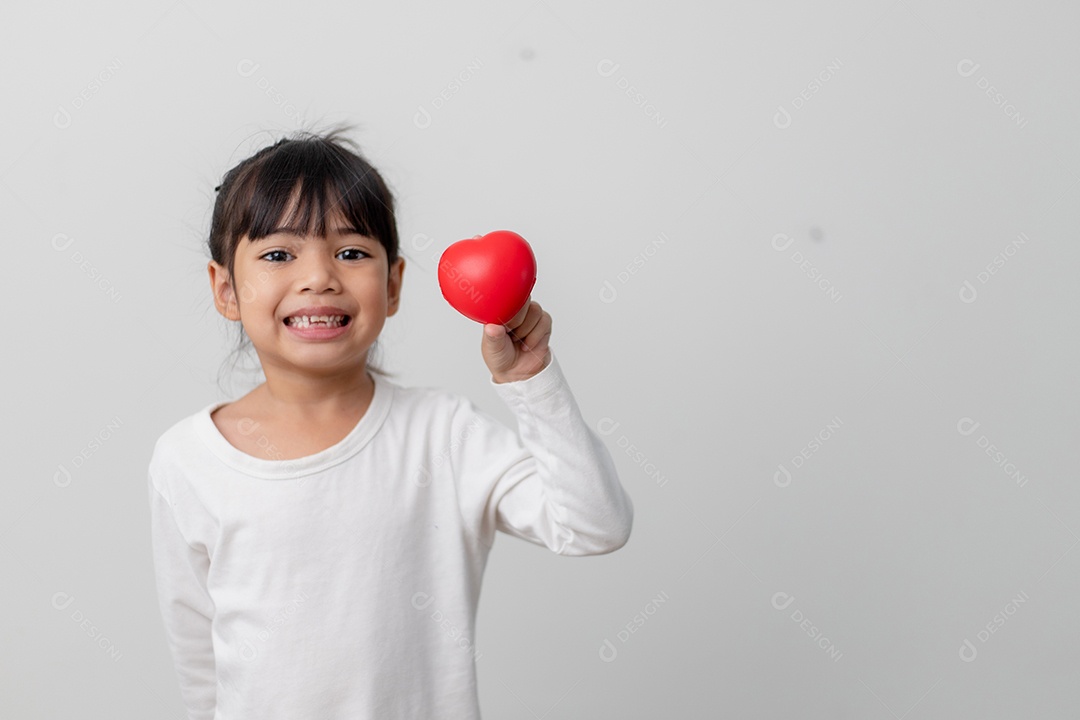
[{"xmin": 259, "ymin": 225, "xmax": 365, "ymax": 239}]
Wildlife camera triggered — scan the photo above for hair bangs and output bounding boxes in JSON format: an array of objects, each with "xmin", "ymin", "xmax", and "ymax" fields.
[{"xmin": 240, "ymin": 145, "xmax": 373, "ymax": 241}]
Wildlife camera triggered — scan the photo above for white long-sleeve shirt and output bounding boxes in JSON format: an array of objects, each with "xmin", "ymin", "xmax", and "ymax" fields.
[{"xmin": 148, "ymin": 349, "xmax": 633, "ymax": 720}]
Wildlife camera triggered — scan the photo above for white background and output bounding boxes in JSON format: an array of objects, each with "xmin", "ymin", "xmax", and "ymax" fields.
[{"xmin": 2, "ymin": 0, "xmax": 1078, "ymax": 717}]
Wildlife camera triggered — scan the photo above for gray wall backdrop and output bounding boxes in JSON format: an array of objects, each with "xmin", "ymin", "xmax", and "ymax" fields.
[{"xmin": 3, "ymin": 0, "xmax": 1077, "ymax": 717}]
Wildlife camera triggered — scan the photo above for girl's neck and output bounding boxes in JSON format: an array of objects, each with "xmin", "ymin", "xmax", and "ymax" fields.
[{"xmin": 255, "ymin": 365, "xmax": 375, "ymax": 419}]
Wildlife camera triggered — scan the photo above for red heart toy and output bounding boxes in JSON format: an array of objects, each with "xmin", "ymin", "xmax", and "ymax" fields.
[{"xmin": 438, "ymin": 230, "xmax": 537, "ymax": 325}]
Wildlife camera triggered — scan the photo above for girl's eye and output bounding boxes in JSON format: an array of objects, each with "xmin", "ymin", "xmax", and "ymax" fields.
[{"xmin": 258, "ymin": 249, "xmax": 370, "ymax": 262}]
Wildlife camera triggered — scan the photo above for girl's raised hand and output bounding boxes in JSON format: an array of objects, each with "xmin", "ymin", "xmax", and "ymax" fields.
[{"xmin": 482, "ymin": 298, "xmax": 552, "ymax": 384}]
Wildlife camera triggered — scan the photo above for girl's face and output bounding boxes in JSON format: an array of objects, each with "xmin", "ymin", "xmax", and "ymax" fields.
[{"xmin": 208, "ymin": 203, "xmax": 405, "ymax": 380}]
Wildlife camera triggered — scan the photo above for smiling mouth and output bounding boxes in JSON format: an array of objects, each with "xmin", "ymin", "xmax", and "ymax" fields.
[{"xmin": 284, "ymin": 314, "xmax": 352, "ymax": 328}]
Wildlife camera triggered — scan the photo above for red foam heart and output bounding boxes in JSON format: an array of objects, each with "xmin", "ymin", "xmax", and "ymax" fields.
[{"xmin": 438, "ymin": 230, "xmax": 537, "ymax": 325}]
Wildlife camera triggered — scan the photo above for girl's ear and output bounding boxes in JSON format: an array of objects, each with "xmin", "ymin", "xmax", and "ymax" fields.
[
  {"xmin": 387, "ymin": 256, "xmax": 405, "ymax": 317},
  {"xmin": 208, "ymin": 260, "xmax": 241, "ymax": 321}
]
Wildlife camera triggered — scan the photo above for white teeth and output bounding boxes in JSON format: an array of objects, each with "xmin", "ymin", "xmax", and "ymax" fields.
[{"xmin": 288, "ymin": 315, "xmax": 346, "ymax": 328}]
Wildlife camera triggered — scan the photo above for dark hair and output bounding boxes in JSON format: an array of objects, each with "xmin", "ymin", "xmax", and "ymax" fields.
[{"xmin": 208, "ymin": 123, "xmax": 400, "ymax": 391}]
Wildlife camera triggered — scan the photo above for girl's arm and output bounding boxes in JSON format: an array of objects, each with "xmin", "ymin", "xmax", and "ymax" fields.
[
  {"xmin": 450, "ymin": 349, "xmax": 634, "ymax": 555},
  {"xmin": 148, "ymin": 474, "xmax": 217, "ymax": 720}
]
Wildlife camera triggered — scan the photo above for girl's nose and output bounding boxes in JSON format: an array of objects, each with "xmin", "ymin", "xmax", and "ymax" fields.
[{"xmin": 297, "ymin": 249, "xmax": 341, "ymax": 291}]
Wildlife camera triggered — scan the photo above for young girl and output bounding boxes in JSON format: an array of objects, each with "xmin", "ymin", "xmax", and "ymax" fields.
[{"xmin": 148, "ymin": 127, "xmax": 634, "ymax": 720}]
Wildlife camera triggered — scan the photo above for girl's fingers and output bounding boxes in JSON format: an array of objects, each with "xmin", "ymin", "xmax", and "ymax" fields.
[
  {"xmin": 505, "ymin": 298, "xmax": 532, "ymax": 330},
  {"xmin": 524, "ymin": 330, "xmax": 551, "ymax": 354},
  {"xmin": 508, "ymin": 302, "xmax": 542, "ymax": 341},
  {"xmin": 520, "ymin": 314, "xmax": 552, "ymax": 352}
]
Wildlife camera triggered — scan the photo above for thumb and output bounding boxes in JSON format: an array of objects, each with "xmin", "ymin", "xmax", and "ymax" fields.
[{"xmin": 483, "ymin": 323, "xmax": 514, "ymax": 365}]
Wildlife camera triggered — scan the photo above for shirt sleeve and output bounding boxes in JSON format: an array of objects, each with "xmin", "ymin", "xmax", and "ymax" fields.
[
  {"xmin": 148, "ymin": 472, "xmax": 217, "ymax": 720},
  {"xmin": 451, "ymin": 348, "xmax": 634, "ymax": 556}
]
